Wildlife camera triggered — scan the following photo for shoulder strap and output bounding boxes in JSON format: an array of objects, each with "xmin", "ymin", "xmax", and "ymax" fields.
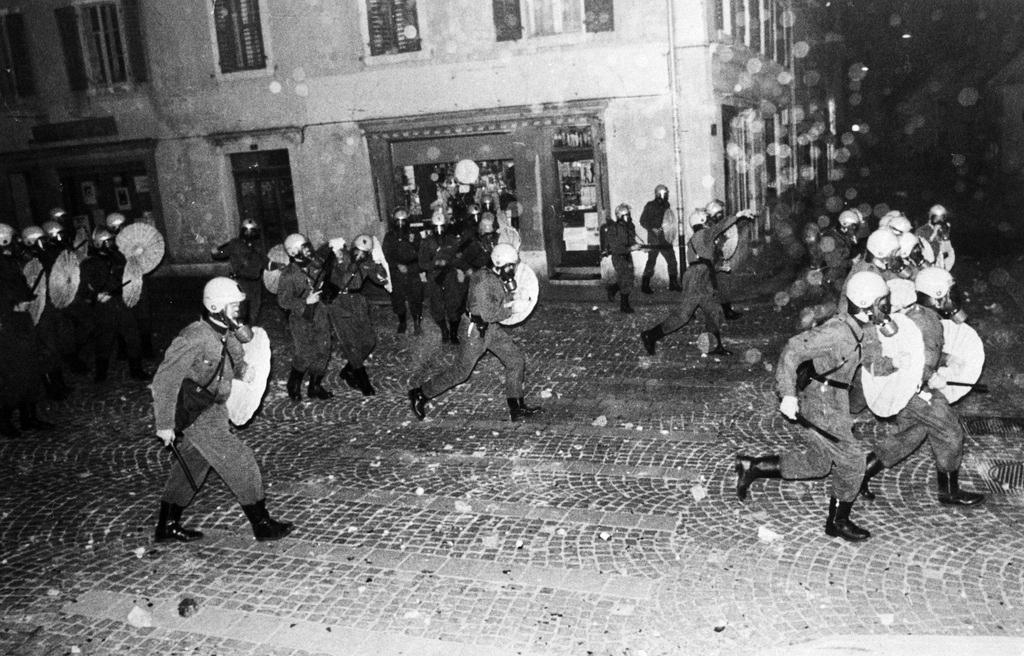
[{"xmin": 198, "ymin": 336, "xmax": 229, "ymax": 393}]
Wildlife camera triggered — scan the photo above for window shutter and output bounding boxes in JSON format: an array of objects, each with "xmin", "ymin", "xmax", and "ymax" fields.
[
  {"xmin": 367, "ymin": 0, "xmax": 419, "ymax": 56},
  {"xmin": 213, "ymin": 0, "xmax": 240, "ymax": 72},
  {"xmin": 584, "ymin": 0, "xmax": 614, "ymax": 33},
  {"xmin": 240, "ymin": 0, "xmax": 266, "ymax": 69},
  {"xmin": 6, "ymin": 13, "xmax": 36, "ymax": 97},
  {"xmin": 750, "ymin": 0, "xmax": 760, "ymax": 51},
  {"xmin": 121, "ymin": 0, "xmax": 148, "ymax": 82},
  {"xmin": 55, "ymin": 6, "xmax": 88, "ymax": 91},
  {"xmin": 492, "ymin": 0, "xmax": 521, "ymax": 42}
]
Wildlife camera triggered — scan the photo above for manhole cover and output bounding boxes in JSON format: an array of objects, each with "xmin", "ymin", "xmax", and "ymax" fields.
[
  {"xmin": 987, "ymin": 461, "xmax": 1024, "ymax": 492},
  {"xmin": 961, "ymin": 416, "xmax": 1024, "ymax": 437}
]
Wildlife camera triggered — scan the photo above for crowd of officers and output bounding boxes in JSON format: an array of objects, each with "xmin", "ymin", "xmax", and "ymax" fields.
[{"xmin": 0, "ymin": 209, "xmax": 152, "ymax": 437}]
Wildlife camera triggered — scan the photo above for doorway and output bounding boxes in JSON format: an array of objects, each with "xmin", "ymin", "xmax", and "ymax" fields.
[{"xmin": 230, "ymin": 149, "xmax": 298, "ymax": 248}]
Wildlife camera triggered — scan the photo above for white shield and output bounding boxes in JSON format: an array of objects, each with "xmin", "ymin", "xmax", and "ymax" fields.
[{"xmin": 861, "ymin": 313, "xmax": 925, "ymax": 418}]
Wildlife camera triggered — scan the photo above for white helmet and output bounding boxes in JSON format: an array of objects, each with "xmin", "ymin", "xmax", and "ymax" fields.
[
  {"xmin": 353, "ymin": 234, "xmax": 373, "ymax": 252},
  {"xmin": 91, "ymin": 227, "xmax": 115, "ymax": 249},
  {"xmin": 0, "ymin": 223, "xmax": 14, "ymax": 247},
  {"xmin": 203, "ymin": 276, "xmax": 246, "ymax": 313},
  {"xmin": 688, "ymin": 209, "xmax": 709, "ymax": 229},
  {"xmin": 21, "ymin": 226, "xmax": 44, "ymax": 246},
  {"xmin": 866, "ymin": 229, "xmax": 900, "ymax": 262},
  {"xmin": 491, "ymin": 243, "xmax": 518, "ymax": 268},
  {"xmin": 614, "ymin": 203, "xmax": 631, "ymax": 220},
  {"xmin": 704, "ymin": 199, "xmax": 725, "ymax": 219},
  {"xmin": 879, "ymin": 210, "xmax": 912, "ymax": 235},
  {"xmin": 105, "ymin": 212, "xmax": 128, "ymax": 232},
  {"xmin": 928, "ymin": 204, "xmax": 948, "ymax": 222},
  {"xmin": 897, "ymin": 231, "xmax": 921, "ymax": 258},
  {"xmin": 41, "ymin": 220, "xmax": 64, "ymax": 239},
  {"xmin": 48, "ymin": 207, "xmax": 67, "ymax": 221},
  {"xmin": 284, "ymin": 233, "xmax": 309, "ymax": 257},
  {"xmin": 837, "ymin": 209, "xmax": 862, "ymax": 229},
  {"xmin": 915, "ymin": 266, "xmax": 954, "ymax": 300},
  {"xmin": 887, "ymin": 278, "xmax": 917, "ymax": 311},
  {"xmin": 845, "ymin": 270, "xmax": 890, "ymax": 309},
  {"xmin": 327, "ymin": 237, "xmax": 346, "ymax": 254}
]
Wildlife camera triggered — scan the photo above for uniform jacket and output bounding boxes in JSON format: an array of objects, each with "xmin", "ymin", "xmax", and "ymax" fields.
[
  {"xmin": 688, "ymin": 214, "xmax": 740, "ymax": 263},
  {"xmin": 382, "ymin": 230, "xmax": 421, "ymax": 274},
  {"xmin": 905, "ymin": 304, "xmax": 943, "ymax": 384},
  {"xmin": 330, "ymin": 248, "xmax": 388, "ymax": 293},
  {"xmin": 418, "ymin": 232, "xmax": 463, "ymax": 277},
  {"xmin": 79, "ymin": 249, "xmax": 128, "ymax": 302},
  {"xmin": 151, "ymin": 319, "xmax": 247, "ymax": 432},
  {"xmin": 639, "ymin": 199, "xmax": 671, "ymax": 246},
  {"xmin": 277, "ymin": 261, "xmax": 321, "ymax": 321},
  {"xmin": 212, "ymin": 238, "xmax": 266, "ymax": 280},
  {"xmin": 467, "ymin": 269, "xmax": 514, "ymax": 324},
  {"xmin": 0, "ymin": 253, "xmax": 34, "ymax": 314},
  {"xmin": 776, "ymin": 314, "xmax": 870, "ymax": 399},
  {"xmin": 600, "ymin": 221, "xmax": 636, "ymax": 256}
]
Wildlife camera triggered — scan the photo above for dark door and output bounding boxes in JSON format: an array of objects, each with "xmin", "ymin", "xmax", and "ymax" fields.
[{"xmin": 230, "ymin": 150, "xmax": 298, "ymax": 248}]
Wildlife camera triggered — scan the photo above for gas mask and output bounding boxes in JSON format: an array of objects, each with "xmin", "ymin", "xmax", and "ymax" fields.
[
  {"xmin": 242, "ymin": 228, "xmax": 260, "ymax": 245},
  {"xmin": 850, "ymin": 296, "xmax": 898, "ymax": 337},
  {"xmin": 656, "ymin": 190, "xmax": 669, "ymax": 203},
  {"xmin": 930, "ymin": 219, "xmax": 950, "ymax": 241},
  {"xmin": 617, "ymin": 211, "xmax": 631, "ymax": 224},
  {"xmin": 482, "ymin": 197, "xmax": 496, "ymax": 214},
  {"xmin": 495, "ymin": 263, "xmax": 517, "ymax": 293},
  {"xmin": 904, "ymin": 244, "xmax": 927, "ymax": 269},
  {"xmin": 292, "ymin": 244, "xmax": 313, "ymax": 266},
  {"xmin": 211, "ymin": 302, "xmax": 254, "ymax": 343},
  {"xmin": 918, "ymin": 286, "xmax": 967, "ymax": 324}
]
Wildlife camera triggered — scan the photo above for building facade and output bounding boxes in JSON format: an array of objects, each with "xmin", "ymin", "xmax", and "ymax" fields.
[{"xmin": 0, "ymin": 0, "xmax": 831, "ymax": 280}]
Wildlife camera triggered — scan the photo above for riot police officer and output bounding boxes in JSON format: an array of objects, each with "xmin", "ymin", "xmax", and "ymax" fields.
[
  {"xmin": 600, "ymin": 204, "xmax": 639, "ymax": 314},
  {"xmin": 419, "ymin": 209, "xmax": 467, "ymax": 344},
  {"xmin": 639, "ymin": 184, "xmax": 680, "ymax": 294},
  {"xmin": 276, "ymin": 233, "xmax": 333, "ymax": 401},
  {"xmin": 382, "ymin": 208, "xmax": 424, "ymax": 335},
  {"xmin": 211, "ymin": 219, "xmax": 268, "ymax": 324}
]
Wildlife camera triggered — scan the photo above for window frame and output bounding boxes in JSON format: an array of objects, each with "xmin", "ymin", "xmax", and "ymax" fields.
[
  {"xmin": 0, "ymin": 9, "xmax": 35, "ymax": 102},
  {"xmin": 207, "ymin": 0, "xmax": 274, "ymax": 80},
  {"xmin": 358, "ymin": 0, "xmax": 427, "ymax": 64},
  {"xmin": 70, "ymin": 0, "xmax": 138, "ymax": 90}
]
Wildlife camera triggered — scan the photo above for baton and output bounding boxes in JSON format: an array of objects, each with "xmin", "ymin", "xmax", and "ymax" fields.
[
  {"xmin": 794, "ymin": 413, "xmax": 842, "ymax": 444},
  {"xmin": 168, "ymin": 435, "xmax": 199, "ymax": 493},
  {"xmin": 946, "ymin": 381, "xmax": 988, "ymax": 393}
]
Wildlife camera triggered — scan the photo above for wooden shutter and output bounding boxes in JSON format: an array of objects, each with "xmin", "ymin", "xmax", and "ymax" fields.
[
  {"xmin": 584, "ymin": 0, "xmax": 613, "ymax": 33},
  {"xmin": 55, "ymin": 6, "xmax": 88, "ymax": 91},
  {"xmin": 239, "ymin": 0, "xmax": 266, "ymax": 69},
  {"xmin": 5, "ymin": 13, "xmax": 36, "ymax": 97},
  {"xmin": 367, "ymin": 0, "xmax": 419, "ymax": 56},
  {"xmin": 213, "ymin": 0, "xmax": 240, "ymax": 72},
  {"xmin": 492, "ymin": 0, "xmax": 521, "ymax": 41},
  {"xmin": 214, "ymin": 0, "xmax": 265, "ymax": 73},
  {"xmin": 750, "ymin": 0, "xmax": 760, "ymax": 51},
  {"xmin": 122, "ymin": 0, "xmax": 148, "ymax": 82}
]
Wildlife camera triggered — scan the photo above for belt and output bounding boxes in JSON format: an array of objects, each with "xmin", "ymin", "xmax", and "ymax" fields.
[{"xmin": 809, "ymin": 373, "xmax": 850, "ymax": 390}]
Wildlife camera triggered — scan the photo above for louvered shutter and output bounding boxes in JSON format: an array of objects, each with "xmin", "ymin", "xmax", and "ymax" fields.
[
  {"xmin": 367, "ymin": 0, "xmax": 419, "ymax": 56},
  {"xmin": 55, "ymin": 6, "xmax": 88, "ymax": 91},
  {"xmin": 240, "ymin": 0, "xmax": 266, "ymax": 69},
  {"xmin": 492, "ymin": 0, "xmax": 521, "ymax": 42},
  {"xmin": 122, "ymin": 0, "xmax": 147, "ymax": 82},
  {"xmin": 584, "ymin": 0, "xmax": 613, "ymax": 33},
  {"xmin": 6, "ymin": 14, "xmax": 35, "ymax": 97},
  {"xmin": 213, "ymin": 0, "xmax": 240, "ymax": 72}
]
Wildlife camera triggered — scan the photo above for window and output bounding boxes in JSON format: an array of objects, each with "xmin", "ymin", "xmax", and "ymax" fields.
[
  {"xmin": 0, "ymin": 12, "xmax": 35, "ymax": 101},
  {"xmin": 213, "ymin": 0, "xmax": 267, "ymax": 73},
  {"xmin": 55, "ymin": 1, "xmax": 146, "ymax": 91},
  {"xmin": 366, "ymin": 0, "xmax": 420, "ymax": 56},
  {"xmin": 492, "ymin": 0, "xmax": 613, "ymax": 41}
]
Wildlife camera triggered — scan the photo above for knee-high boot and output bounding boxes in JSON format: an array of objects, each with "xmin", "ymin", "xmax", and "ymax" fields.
[
  {"xmin": 859, "ymin": 452, "xmax": 885, "ymax": 500},
  {"xmin": 734, "ymin": 454, "xmax": 781, "ymax": 500},
  {"xmin": 825, "ymin": 497, "xmax": 871, "ymax": 541},
  {"xmin": 640, "ymin": 324, "xmax": 665, "ymax": 355},
  {"xmin": 937, "ymin": 470, "xmax": 985, "ymax": 506},
  {"xmin": 154, "ymin": 501, "xmax": 204, "ymax": 543}
]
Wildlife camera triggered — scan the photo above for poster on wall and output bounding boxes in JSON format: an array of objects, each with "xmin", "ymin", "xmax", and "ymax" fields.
[
  {"xmin": 81, "ymin": 181, "xmax": 97, "ymax": 206},
  {"xmin": 115, "ymin": 186, "xmax": 132, "ymax": 210}
]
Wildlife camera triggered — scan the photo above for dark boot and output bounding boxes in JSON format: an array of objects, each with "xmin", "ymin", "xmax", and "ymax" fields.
[
  {"xmin": 412, "ymin": 315, "xmax": 423, "ymax": 336},
  {"xmin": 722, "ymin": 303, "xmax": 743, "ymax": 320},
  {"xmin": 508, "ymin": 397, "xmax": 541, "ymax": 422},
  {"xmin": 0, "ymin": 406, "xmax": 20, "ymax": 437},
  {"xmin": 937, "ymin": 470, "xmax": 985, "ymax": 506},
  {"xmin": 640, "ymin": 324, "xmax": 665, "ymax": 356},
  {"xmin": 449, "ymin": 320, "xmax": 461, "ymax": 345},
  {"xmin": 354, "ymin": 367, "xmax": 376, "ymax": 396},
  {"xmin": 439, "ymin": 321, "xmax": 451, "ymax": 344},
  {"xmin": 396, "ymin": 313, "xmax": 407, "ymax": 334},
  {"xmin": 640, "ymin": 276, "xmax": 653, "ymax": 295},
  {"xmin": 859, "ymin": 452, "xmax": 885, "ymax": 500},
  {"xmin": 408, "ymin": 387, "xmax": 429, "ymax": 420},
  {"xmin": 154, "ymin": 501, "xmax": 204, "ymax": 543},
  {"xmin": 708, "ymin": 332, "xmax": 732, "ymax": 356},
  {"xmin": 669, "ymin": 276, "xmax": 682, "ymax": 292},
  {"xmin": 140, "ymin": 333, "xmax": 156, "ymax": 360},
  {"xmin": 307, "ymin": 373, "xmax": 333, "ymax": 400},
  {"xmin": 734, "ymin": 454, "xmax": 781, "ymax": 500},
  {"xmin": 128, "ymin": 358, "xmax": 152, "ymax": 382},
  {"xmin": 241, "ymin": 499, "xmax": 294, "ymax": 542},
  {"xmin": 606, "ymin": 283, "xmax": 619, "ymax": 302},
  {"xmin": 286, "ymin": 368, "xmax": 305, "ymax": 401},
  {"xmin": 339, "ymin": 363, "xmax": 360, "ymax": 390},
  {"xmin": 94, "ymin": 357, "xmax": 109, "ymax": 383},
  {"xmin": 64, "ymin": 355, "xmax": 89, "ymax": 374},
  {"xmin": 825, "ymin": 497, "xmax": 871, "ymax": 541},
  {"xmin": 44, "ymin": 369, "xmax": 71, "ymax": 401},
  {"xmin": 619, "ymin": 294, "xmax": 634, "ymax": 314},
  {"xmin": 19, "ymin": 403, "xmax": 54, "ymax": 431}
]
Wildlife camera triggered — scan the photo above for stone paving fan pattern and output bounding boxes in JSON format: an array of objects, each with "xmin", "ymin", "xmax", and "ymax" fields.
[{"xmin": 2, "ymin": 263, "xmax": 1024, "ymax": 655}]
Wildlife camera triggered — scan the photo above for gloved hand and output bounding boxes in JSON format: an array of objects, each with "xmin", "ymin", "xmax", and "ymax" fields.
[
  {"xmin": 14, "ymin": 301, "xmax": 31, "ymax": 312},
  {"xmin": 456, "ymin": 269, "xmax": 466, "ymax": 283},
  {"xmin": 600, "ymin": 251, "xmax": 610, "ymax": 258},
  {"xmin": 397, "ymin": 264, "xmax": 408, "ymax": 274},
  {"xmin": 927, "ymin": 371, "xmax": 947, "ymax": 390},
  {"xmin": 305, "ymin": 290, "xmax": 321, "ymax": 305},
  {"xmin": 156, "ymin": 429, "xmax": 176, "ymax": 447},
  {"xmin": 419, "ymin": 272, "xmax": 428, "ymax": 282},
  {"xmin": 504, "ymin": 299, "xmax": 532, "ymax": 315},
  {"xmin": 242, "ymin": 365, "xmax": 256, "ymax": 384},
  {"xmin": 97, "ymin": 292, "xmax": 111, "ymax": 303},
  {"xmin": 737, "ymin": 209, "xmax": 757, "ymax": 220},
  {"xmin": 779, "ymin": 395, "xmax": 799, "ymax": 421}
]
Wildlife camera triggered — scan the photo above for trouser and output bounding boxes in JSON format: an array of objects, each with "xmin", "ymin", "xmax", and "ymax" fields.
[
  {"xmin": 128, "ymin": 282, "xmax": 154, "ymax": 350},
  {"xmin": 327, "ymin": 294, "xmax": 376, "ymax": 368},
  {"xmin": 389, "ymin": 269, "xmax": 424, "ymax": 318},
  {"xmin": 611, "ymin": 255, "xmax": 634, "ymax": 294},
  {"xmin": 161, "ymin": 404, "xmax": 264, "ymax": 507},
  {"xmin": 0, "ymin": 313, "xmax": 45, "ymax": 405},
  {"xmin": 36, "ymin": 305, "xmax": 78, "ymax": 369},
  {"xmin": 642, "ymin": 246, "xmax": 679, "ymax": 281},
  {"xmin": 93, "ymin": 297, "xmax": 141, "ymax": 359},
  {"xmin": 659, "ymin": 292, "xmax": 724, "ymax": 334},
  {"xmin": 235, "ymin": 277, "xmax": 263, "ymax": 325},
  {"xmin": 876, "ymin": 392, "xmax": 964, "ymax": 472},
  {"xmin": 421, "ymin": 322, "xmax": 524, "ymax": 399},
  {"xmin": 779, "ymin": 387, "xmax": 864, "ymax": 502},
  {"xmin": 287, "ymin": 306, "xmax": 331, "ymax": 375},
  {"xmin": 425, "ymin": 269, "xmax": 467, "ymax": 323}
]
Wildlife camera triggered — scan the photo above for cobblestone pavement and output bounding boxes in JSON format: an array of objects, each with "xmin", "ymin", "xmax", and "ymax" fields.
[{"xmin": 2, "ymin": 258, "xmax": 1024, "ymax": 656}]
